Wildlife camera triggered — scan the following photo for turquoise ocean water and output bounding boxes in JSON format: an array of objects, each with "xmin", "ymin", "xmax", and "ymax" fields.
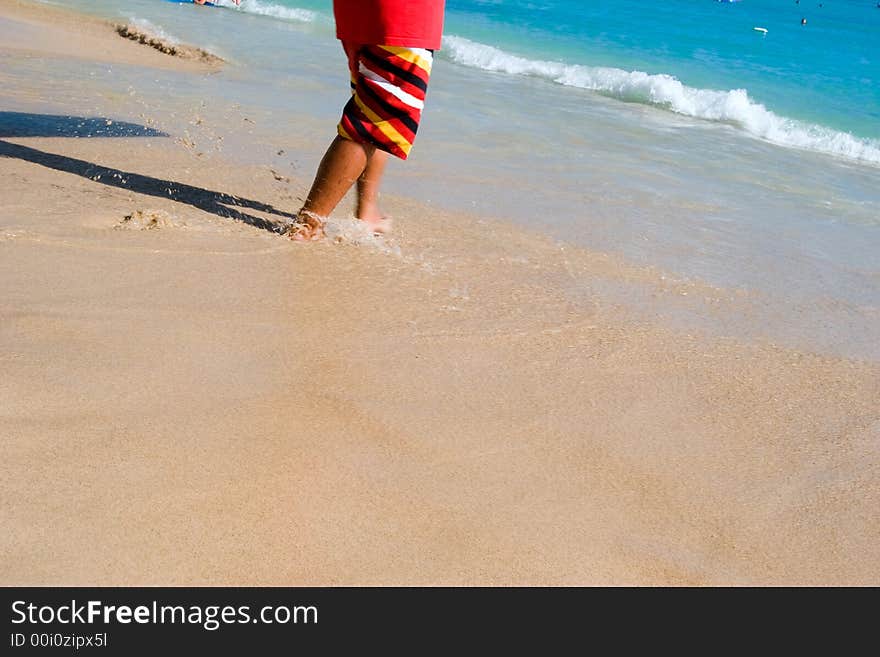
[
  {"xmin": 8, "ymin": 0, "xmax": 880, "ymax": 357},
  {"xmin": 42, "ymin": 0, "xmax": 880, "ymax": 162},
  {"xmin": 230, "ymin": 0, "xmax": 880, "ymax": 157}
]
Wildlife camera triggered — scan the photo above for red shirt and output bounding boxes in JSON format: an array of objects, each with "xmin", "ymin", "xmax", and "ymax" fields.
[{"xmin": 334, "ymin": 0, "xmax": 445, "ymax": 50}]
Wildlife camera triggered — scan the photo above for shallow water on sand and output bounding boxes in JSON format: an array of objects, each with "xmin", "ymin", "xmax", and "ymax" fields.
[{"xmin": 8, "ymin": 0, "xmax": 880, "ymax": 360}]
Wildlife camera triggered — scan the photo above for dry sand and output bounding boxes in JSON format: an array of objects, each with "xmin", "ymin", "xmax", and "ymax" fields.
[{"xmin": 1, "ymin": 0, "xmax": 878, "ymax": 585}]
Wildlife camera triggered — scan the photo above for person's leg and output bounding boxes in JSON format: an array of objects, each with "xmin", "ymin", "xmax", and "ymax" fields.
[
  {"xmin": 292, "ymin": 43, "xmax": 433, "ymax": 240},
  {"xmin": 292, "ymin": 135, "xmax": 375, "ymax": 240},
  {"xmin": 355, "ymin": 149, "xmax": 392, "ymax": 233}
]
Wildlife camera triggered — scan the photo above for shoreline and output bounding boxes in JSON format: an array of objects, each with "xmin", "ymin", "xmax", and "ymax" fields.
[
  {"xmin": 0, "ymin": 0, "xmax": 224, "ymax": 71},
  {"xmin": 2, "ymin": 0, "xmax": 878, "ymax": 585}
]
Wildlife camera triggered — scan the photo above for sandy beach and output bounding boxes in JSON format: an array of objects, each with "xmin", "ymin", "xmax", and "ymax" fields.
[{"xmin": 1, "ymin": 0, "xmax": 878, "ymax": 586}]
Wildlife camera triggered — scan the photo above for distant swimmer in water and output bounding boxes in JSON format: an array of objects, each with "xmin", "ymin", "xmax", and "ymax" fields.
[
  {"xmin": 801, "ymin": 17, "xmax": 807, "ymax": 24},
  {"xmin": 193, "ymin": 0, "xmax": 240, "ymax": 5}
]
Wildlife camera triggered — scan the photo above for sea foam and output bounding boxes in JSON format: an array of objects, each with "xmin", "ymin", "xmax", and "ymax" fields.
[
  {"xmin": 125, "ymin": 17, "xmax": 180, "ymax": 44},
  {"xmin": 443, "ymin": 35, "xmax": 880, "ymax": 166},
  {"xmin": 215, "ymin": 0, "xmax": 317, "ymax": 23}
]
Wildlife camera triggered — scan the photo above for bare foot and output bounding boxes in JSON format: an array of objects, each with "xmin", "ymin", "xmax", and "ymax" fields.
[
  {"xmin": 287, "ymin": 210, "xmax": 325, "ymax": 242},
  {"xmin": 355, "ymin": 198, "xmax": 393, "ymax": 235},
  {"xmin": 359, "ymin": 215, "xmax": 393, "ymax": 236}
]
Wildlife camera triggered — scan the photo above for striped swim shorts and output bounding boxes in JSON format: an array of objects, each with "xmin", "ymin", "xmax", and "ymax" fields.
[{"xmin": 337, "ymin": 42, "xmax": 434, "ymax": 160}]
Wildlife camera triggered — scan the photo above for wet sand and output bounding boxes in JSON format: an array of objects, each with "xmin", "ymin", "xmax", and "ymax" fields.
[
  {"xmin": 1, "ymin": 0, "xmax": 878, "ymax": 585},
  {"xmin": 0, "ymin": 0, "xmax": 223, "ymax": 70}
]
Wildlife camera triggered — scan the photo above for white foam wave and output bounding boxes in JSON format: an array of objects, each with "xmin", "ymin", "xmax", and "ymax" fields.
[
  {"xmin": 215, "ymin": 0, "xmax": 316, "ymax": 23},
  {"xmin": 126, "ymin": 17, "xmax": 180, "ymax": 44},
  {"xmin": 443, "ymin": 35, "xmax": 880, "ymax": 165},
  {"xmin": 321, "ymin": 218, "xmax": 401, "ymax": 255}
]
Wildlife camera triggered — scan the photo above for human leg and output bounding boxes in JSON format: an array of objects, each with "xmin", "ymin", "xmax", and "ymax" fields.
[
  {"xmin": 291, "ymin": 136, "xmax": 375, "ymax": 241},
  {"xmin": 355, "ymin": 149, "xmax": 392, "ymax": 233},
  {"xmin": 292, "ymin": 44, "xmax": 433, "ymax": 240}
]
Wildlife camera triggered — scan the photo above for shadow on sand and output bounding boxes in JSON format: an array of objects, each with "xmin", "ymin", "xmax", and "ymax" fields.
[
  {"xmin": 0, "ymin": 112, "xmax": 295, "ymax": 233},
  {"xmin": 0, "ymin": 112, "xmax": 169, "ymax": 139}
]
